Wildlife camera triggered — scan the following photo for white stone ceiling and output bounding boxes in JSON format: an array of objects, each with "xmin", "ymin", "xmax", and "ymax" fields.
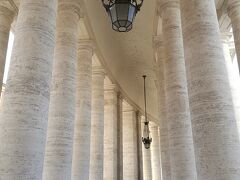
[{"xmin": 4, "ymin": 0, "xmax": 229, "ymax": 122}]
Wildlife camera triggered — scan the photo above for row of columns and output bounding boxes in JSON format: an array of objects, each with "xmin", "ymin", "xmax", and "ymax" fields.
[
  {"xmin": 0, "ymin": 2, "xmax": 161, "ymax": 180},
  {"xmin": 154, "ymin": 0, "xmax": 240, "ymax": 179},
  {"xmin": 1, "ymin": 0, "xmax": 240, "ymax": 179}
]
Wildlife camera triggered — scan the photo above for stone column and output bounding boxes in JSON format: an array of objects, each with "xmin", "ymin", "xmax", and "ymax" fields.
[
  {"xmin": 0, "ymin": 1, "xmax": 57, "ymax": 179},
  {"xmin": 71, "ymin": 40, "xmax": 94, "ymax": 180},
  {"xmin": 122, "ymin": 101, "xmax": 138, "ymax": 180},
  {"xmin": 141, "ymin": 118, "xmax": 152, "ymax": 180},
  {"xmin": 103, "ymin": 82, "xmax": 118, "ymax": 180},
  {"xmin": 228, "ymin": 0, "xmax": 240, "ymax": 72},
  {"xmin": 150, "ymin": 123, "xmax": 161, "ymax": 180},
  {"xmin": 180, "ymin": 0, "xmax": 240, "ymax": 179},
  {"xmin": 222, "ymin": 37, "xmax": 240, "ymax": 137},
  {"xmin": 158, "ymin": 1, "xmax": 197, "ymax": 179},
  {"xmin": 42, "ymin": 1, "xmax": 81, "ymax": 179},
  {"xmin": 137, "ymin": 112, "xmax": 144, "ymax": 180},
  {"xmin": 0, "ymin": 5, "xmax": 14, "ymax": 94},
  {"xmin": 153, "ymin": 35, "xmax": 171, "ymax": 180},
  {"xmin": 117, "ymin": 95, "xmax": 123, "ymax": 180},
  {"xmin": 89, "ymin": 65, "xmax": 105, "ymax": 180}
]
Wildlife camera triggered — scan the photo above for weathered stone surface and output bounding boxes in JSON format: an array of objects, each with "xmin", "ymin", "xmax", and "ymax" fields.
[
  {"xmin": 228, "ymin": 0, "xmax": 240, "ymax": 73},
  {"xmin": 154, "ymin": 35, "xmax": 171, "ymax": 180},
  {"xmin": 137, "ymin": 113, "xmax": 144, "ymax": 180},
  {"xmin": 222, "ymin": 39, "xmax": 240, "ymax": 138},
  {"xmin": 0, "ymin": 0, "xmax": 57, "ymax": 179},
  {"xmin": 0, "ymin": 5, "xmax": 14, "ymax": 95},
  {"xmin": 150, "ymin": 123, "xmax": 161, "ymax": 180},
  {"xmin": 103, "ymin": 83, "xmax": 118, "ymax": 180},
  {"xmin": 122, "ymin": 101, "xmax": 138, "ymax": 180},
  {"xmin": 71, "ymin": 40, "xmax": 94, "ymax": 180},
  {"xmin": 180, "ymin": 0, "xmax": 240, "ymax": 179},
  {"xmin": 89, "ymin": 66, "xmax": 105, "ymax": 180},
  {"xmin": 43, "ymin": 1, "xmax": 81, "ymax": 179},
  {"xmin": 159, "ymin": 1, "xmax": 197, "ymax": 179}
]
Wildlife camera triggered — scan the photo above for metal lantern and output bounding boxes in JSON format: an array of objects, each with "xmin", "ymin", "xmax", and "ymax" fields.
[
  {"xmin": 142, "ymin": 121, "xmax": 152, "ymax": 149},
  {"xmin": 102, "ymin": 0, "xmax": 144, "ymax": 32},
  {"xmin": 141, "ymin": 75, "xmax": 152, "ymax": 149}
]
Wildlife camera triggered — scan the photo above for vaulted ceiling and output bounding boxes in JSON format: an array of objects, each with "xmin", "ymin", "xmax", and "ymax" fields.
[{"xmin": 2, "ymin": 0, "xmax": 230, "ymax": 123}]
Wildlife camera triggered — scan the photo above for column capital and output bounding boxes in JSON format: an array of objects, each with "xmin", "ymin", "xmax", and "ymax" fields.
[
  {"xmin": 157, "ymin": 0, "xmax": 179, "ymax": 17},
  {"xmin": 0, "ymin": 5, "xmax": 15, "ymax": 21},
  {"xmin": 92, "ymin": 66, "xmax": 105, "ymax": 76},
  {"xmin": 78, "ymin": 39, "xmax": 96, "ymax": 52},
  {"xmin": 227, "ymin": 0, "xmax": 240, "ymax": 20},
  {"xmin": 58, "ymin": 0, "xmax": 84, "ymax": 19},
  {"xmin": 104, "ymin": 83, "xmax": 119, "ymax": 92},
  {"xmin": 122, "ymin": 100, "xmax": 136, "ymax": 112}
]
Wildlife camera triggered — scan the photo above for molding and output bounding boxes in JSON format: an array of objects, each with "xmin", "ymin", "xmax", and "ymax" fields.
[
  {"xmin": 78, "ymin": 39, "xmax": 95, "ymax": 52},
  {"xmin": 227, "ymin": 0, "xmax": 240, "ymax": 19},
  {"xmin": 157, "ymin": 0, "xmax": 180, "ymax": 17}
]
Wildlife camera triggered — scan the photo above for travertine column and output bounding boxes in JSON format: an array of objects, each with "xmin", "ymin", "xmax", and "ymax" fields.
[
  {"xmin": 150, "ymin": 123, "xmax": 161, "ymax": 180},
  {"xmin": 43, "ymin": 1, "xmax": 81, "ymax": 179},
  {"xmin": 71, "ymin": 40, "xmax": 94, "ymax": 180},
  {"xmin": 122, "ymin": 101, "xmax": 138, "ymax": 180},
  {"xmin": 103, "ymin": 82, "xmax": 118, "ymax": 180},
  {"xmin": 89, "ymin": 66, "xmax": 105, "ymax": 180},
  {"xmin": 180, "ymin": 0, "xmax": 240, "ymax": 178},
  {"xmin": 222, "ymin": 38, "xmax": 240, "ymax": 137},
  {"xmin": 0, "ymin": 1, "xmax": 57, "ymax": 179},
  {"xmin": 0, "ymin": 6, "xmax": 14, "ymax": 94},
  {"xmin": 153, "ymin": 35, "xmax": 171, "ymax": 180},
  {"xmin": 228, "ymin": 0, "xmax": 240, "ymax": 71},
  {"xmin": 158, "ymin": 1, "xmax": 197, "ymax": 179},
  {"xmin": 117, "ymin": 95, "xmax": 123, "ymax": 180},
  {"xmin": 137, "ymin": 112, "xmax": 144, "ymax": 180},
  {"xmin": 141, "ymin": 117, "xmax": 152, "ymax": 180}
]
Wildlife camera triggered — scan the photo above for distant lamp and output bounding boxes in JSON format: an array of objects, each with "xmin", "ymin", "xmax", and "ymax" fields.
[
  {"xmin": 101, "ymin": 0, "xmax": 144, "ymax": 32},
  {"xmin": 142, "ymin": 75, "xmax": 152, "ymax": 149}
]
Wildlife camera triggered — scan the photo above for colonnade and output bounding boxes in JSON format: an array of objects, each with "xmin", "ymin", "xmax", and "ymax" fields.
[{"xmin": 0, "ymin": 0, "xmax": 240, "ymax": 179}]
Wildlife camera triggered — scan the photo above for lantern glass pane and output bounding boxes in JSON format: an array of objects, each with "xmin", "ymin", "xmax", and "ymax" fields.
[
  {"xmin": 119, "ymin": 20, "xmax": 127, "ymax": 27},
  {"xmin": 143, "ymin": 124, "xmax": 150, "ymax": 138},
  {"xmin": 128, "ymin": 4, "xmax": 136, "ymax": 22},
  {"xmin": 116, "ymin": 3, "xmax": 129, "ymax": 20},
  {"xmin": 144, "ymin": 143, "xmax": 150, "ymax": 149},
  {"xmin": 109, "ymin": 5, "xmax": 117, "ymax": 23}
]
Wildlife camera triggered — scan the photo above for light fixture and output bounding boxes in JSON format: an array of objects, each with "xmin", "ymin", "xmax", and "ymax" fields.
[
  {"xmin": 101, "ymin": 0, "xmax": 144, "ymax": 32},
  {"xmin": 142, "ymin": 75, "xmax": 152, "ymax": 149}
]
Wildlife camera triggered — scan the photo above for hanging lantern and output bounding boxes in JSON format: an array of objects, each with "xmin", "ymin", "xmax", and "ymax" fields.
[
  {"xmin": 141, "ymin": 75, "xmax": 152, "ymax": 149},
  {"xmin": 102, "ymin": 0, "xmax": 144, "ymax": 32},
  {"xmin": 142, "ymin": 121, "xmax": 152, "ymax": 149}
]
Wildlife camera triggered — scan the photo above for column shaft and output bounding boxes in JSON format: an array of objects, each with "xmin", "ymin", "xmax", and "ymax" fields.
[
  {"xmin": 89, "ymin": 66, "xmax": 105, "ymax": 180},
  {"xmin": 180, "ymin": 0, "xmax": 240, "ymax": 178},
  {"xmin": 122, "ymin": 102, "xmax": 138, "ymax": 180},
  {"xmin": 159, "ymin": 1, "xmax": 197, "ymax": 179},
  {"xmin": 154, "ymin": 36, "xmax": 171, "ymax": 180},
  {"xmin": 117, "ymin": 96, "xmax": 123, "ymax": 180},
  {"xmin": 137, "ymin": 113, "xmax": 144, "ymax": 180},
  {"xmin": 0, "ymin": 1, "xmax": 57, "ymax": 179},
  {"xmin": 228, "ymin": 0, "xmax": 240, "ymax": 72},
  {"xmin": 0, "ymin": 6, "xmax": 14, "ymax": 94},
  {"xmin": 222, "ymin": 40, "xmax": 240, "ymax": 137},
  {"xmin": 103, "ymin": 84, "xmax": 118, "ymax": 180},
  {"xmin": 150, "ymin": 124, "xmax": 161, "ymax": 180},
  {"xmin": 71, "ymin": 41, "xmax": 94, "ymax": 180},
  {"xmin": 43, "ymin": 1, "xmax": 80, "ymax": 179}
]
